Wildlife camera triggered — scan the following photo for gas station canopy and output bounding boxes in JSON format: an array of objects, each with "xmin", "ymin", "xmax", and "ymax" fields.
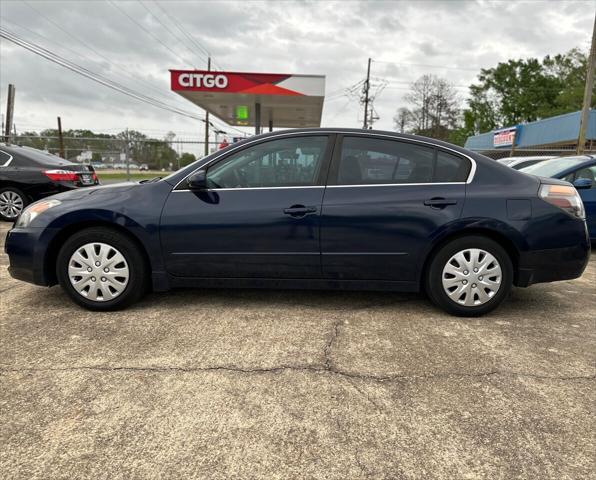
[{"xmin": 170, "ymin": 70, "xmax": 325, "ymax": 133}]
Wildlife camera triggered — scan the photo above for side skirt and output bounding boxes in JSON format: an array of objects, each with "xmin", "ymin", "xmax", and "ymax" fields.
[{"xmin": 154, "ymin": 273, "xmax": 420, "ymax": 293}]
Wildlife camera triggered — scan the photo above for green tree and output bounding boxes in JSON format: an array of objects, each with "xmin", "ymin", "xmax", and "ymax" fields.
[
  {"xmin": 179, "ymin": 152, "xmax": 196, "ymax": 167},
  {"xmin": 463, "ymin": 48, "xmax": 592, "ymax": 134}
]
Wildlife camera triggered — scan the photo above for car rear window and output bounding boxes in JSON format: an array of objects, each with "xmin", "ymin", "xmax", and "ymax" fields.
[{"xmin": 2, "ymin": 146, "xmax": 75, "ymax": 167}]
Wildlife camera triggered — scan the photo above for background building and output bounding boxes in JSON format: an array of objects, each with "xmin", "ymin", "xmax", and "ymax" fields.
[{"xmin": 464, "ymin": 110, "xmax": 596, "ymax": 158}]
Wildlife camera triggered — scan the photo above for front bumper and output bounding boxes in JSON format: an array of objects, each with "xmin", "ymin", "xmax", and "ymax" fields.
[
  {"xmin": 516, "ymin": 238, "xmax": 591, "ymax": 287},
  {"xmin": 5, "ymin": 227, "xmax": 59, "ymax": 287}
]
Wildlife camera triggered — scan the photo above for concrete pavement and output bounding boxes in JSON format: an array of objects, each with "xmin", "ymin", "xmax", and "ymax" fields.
[{"xmin": 1, "ymin": 222, "xmax": 594, "ymax": 479}]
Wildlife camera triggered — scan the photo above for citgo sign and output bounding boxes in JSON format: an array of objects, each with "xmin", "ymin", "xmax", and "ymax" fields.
[{"xmin": 177, "ymin": 73, "xmax": 229, "ymax": 89}]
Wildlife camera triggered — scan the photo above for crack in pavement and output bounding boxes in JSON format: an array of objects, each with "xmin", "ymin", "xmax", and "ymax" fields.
[
  {"xmin": 1, "ymin": 364, "xmax": 593, "ymax": 383},
  {"xmin": 1, "ymin": 316, "xmax": 594, "ymax": 383},
  {"xmin": 324, "ymin": 318, "xmax": 342, "ymax": 370}
]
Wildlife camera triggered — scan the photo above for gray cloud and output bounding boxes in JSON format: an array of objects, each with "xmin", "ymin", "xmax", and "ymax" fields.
[{"xmin": 1, "ymin": 0, "xmax": 594, "ymax": 137}]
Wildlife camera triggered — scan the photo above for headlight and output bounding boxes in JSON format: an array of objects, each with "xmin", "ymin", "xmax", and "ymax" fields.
[{"xmin": 15, "ymin": 199, "xmax": 62, "ymax": 227}]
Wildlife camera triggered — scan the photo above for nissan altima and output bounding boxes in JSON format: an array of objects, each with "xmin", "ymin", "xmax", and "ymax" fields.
[{"xmin": 4, "ymin": 129, "xmax": 590, "ymax": 316}]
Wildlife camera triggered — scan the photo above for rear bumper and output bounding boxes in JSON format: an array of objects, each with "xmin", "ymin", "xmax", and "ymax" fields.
[{"xmin": 516, "ymin": 240, "xmax": 591, "ymax": 287}]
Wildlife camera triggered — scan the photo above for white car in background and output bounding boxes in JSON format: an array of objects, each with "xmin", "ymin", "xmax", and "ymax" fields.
[{"xmin": 497, "ymin": 156, "xmax": 555, "ymax": 170}]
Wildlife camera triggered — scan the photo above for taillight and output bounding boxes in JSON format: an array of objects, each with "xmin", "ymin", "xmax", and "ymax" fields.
[
  {"xmin": 43, "ymin": 169, "xmax": 78, "ymax": 182},
  {"xmin": 539, "ymin": 184, "xmax": 585, "ymax": 219}
]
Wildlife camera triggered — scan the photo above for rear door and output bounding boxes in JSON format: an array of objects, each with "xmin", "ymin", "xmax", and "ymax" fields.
[
  {"xmin": 320, "ymin": 134, "xmax": 470, "ymax": 284},
  {"xmin": 160, "ymin": 134, "xmax": 334, "ymax": 278}
]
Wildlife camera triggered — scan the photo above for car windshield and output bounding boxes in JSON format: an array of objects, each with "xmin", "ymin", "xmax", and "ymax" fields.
[{"xmin": 520, "ymin": 157, "xmax": 588, "ymax": 177}]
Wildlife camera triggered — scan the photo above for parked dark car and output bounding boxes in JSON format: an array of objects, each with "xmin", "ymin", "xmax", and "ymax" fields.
[
  {"xmin": 520, "ymin": 155, "xmax": 596, "ymax": 240},
  {"xmin": 0, "ymin": 144, "xmax": 99, "ymax": 221},
  {"xmin": 5, "ymin": 129, "xmax": 590, "ymax": 316}
]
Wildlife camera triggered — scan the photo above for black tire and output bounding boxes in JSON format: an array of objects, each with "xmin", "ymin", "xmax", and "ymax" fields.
[
  {"xmin": 56, "ymin": 227, "xmax": 148, "ymax": 311},
  {"xmin": 425, "ymin": 235, "xmax": 513, "ymax": 317},
  {"xmin": 0, "ymin": 186, "xmax": 28, "ymax": 222}
]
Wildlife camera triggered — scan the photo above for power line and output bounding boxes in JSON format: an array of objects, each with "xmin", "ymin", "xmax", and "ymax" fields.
[
  {"xmin": 0, "ymin": 27, "xmax": 208, "ymax": 122},
  {"xmin": 136, "ymin": 0, "xmax": 207, "ymax": 68},
  {"xmin": 153, "ymin": 0, "xmax": 221, "ymax": 70},
  {"xmin": 108, "ymin": 0, "xmax": 196, "ymax": 68},
  {"xmin": 2, "ymin": 16, "xmax": 194, "ymax": 109},
  {"xmin": 2, "ymin": 17, "xmax": 242, "ymax": 136}
]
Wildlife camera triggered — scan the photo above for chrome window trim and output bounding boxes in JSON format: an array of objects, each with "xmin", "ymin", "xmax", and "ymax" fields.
[
  {"xmin": 172, "ymin": 186, "xmax": 325, "ymax": 192},
  {"xmin": 173, "ymin": 130, "xmax": 477, "ymax": 191},
  {"xmin": 326, "ymin": 182, "xmax": 466, "ymax": 188},
  {"xmin": 0, "ymin": 150, "xmax": 13, "ymax": 167}
]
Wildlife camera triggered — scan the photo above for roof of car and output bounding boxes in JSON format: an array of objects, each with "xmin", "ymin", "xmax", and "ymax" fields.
[
  {"xmin": 0, "ymin": 143, "xmax": 75, "ymax": 165},
  {"xmin": 244, "ymin": 128, "xmax": 481, "ymax": 159}
]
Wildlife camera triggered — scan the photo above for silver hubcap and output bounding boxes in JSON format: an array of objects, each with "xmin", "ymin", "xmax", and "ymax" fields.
[
  {"xmin": 68, "ymin": 242, "xmax": 129, "ymax": 302},
  {"xmin": 0, "ymin": 190, "xmax": 24, "ymax": 218},
  {"xmin": 442, "ymin": 248, "xmax": 502, "ymax": 307}
]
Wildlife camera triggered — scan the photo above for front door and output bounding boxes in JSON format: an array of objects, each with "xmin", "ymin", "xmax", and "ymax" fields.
[
  {"xmin": 320, "ymin": 135, "xmax": 469, "ymax": 283},
  {"xmin": 160, "ymin": 134, "xmax": 333, "ymax": 278}
]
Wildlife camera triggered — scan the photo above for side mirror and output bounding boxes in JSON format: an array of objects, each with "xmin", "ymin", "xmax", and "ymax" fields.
[
  {"xmin": 573, "ymin": 178, "xmax": 593, "ymax": 189},
  {"xmin": 187, "ymin": 170, "xmax": 208, "ymax": 190}
]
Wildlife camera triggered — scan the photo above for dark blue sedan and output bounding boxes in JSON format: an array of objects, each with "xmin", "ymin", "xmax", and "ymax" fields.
[
  {"xmin": 4, "ymin": 129, "xmax": 591, "ymax": 316},
  {"xmin": 520, "ymin": 155, "xmax": 596, "ymax": 241}
]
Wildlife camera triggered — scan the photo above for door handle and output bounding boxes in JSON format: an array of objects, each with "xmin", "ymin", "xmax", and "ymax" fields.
[
  {"xmin": 283, "ymin": 205, "xmax": 318, "ymax": 217},
  {"xmin": 424, "ymin": 198, "xmax": 458, "ymax": 207}
]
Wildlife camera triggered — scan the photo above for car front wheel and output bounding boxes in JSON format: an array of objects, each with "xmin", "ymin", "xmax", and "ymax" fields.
[
  {"xmin": 425, "ymin": 236, "xmax": 513, "ymax": 317},
  {"xmin": 56, "ymin": 227, "xmax": 148, "ymax": 310}
]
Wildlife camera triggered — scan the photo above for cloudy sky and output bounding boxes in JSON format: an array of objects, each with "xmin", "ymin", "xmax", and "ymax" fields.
[{"xmin": 0, "ymin": 0, "xmax": 594, "ymax": 142}]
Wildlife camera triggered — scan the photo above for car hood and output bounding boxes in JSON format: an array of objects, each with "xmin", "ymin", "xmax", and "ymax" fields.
[{"xmin": 51, "ymin": 181, "xmax": 140, "ymax": 201}]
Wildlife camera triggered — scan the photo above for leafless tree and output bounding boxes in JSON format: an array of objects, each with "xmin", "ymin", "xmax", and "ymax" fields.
[
  {"xmin": 396, "ymin": 75, "xmax": 461, "ymax": 140},
  {"xmin": 394, "ymin": 107, "xmax": 411, "ymax": 133}
]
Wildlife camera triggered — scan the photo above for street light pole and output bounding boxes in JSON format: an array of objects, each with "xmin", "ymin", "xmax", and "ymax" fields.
[{"xmin": 577, "ymin": 13, "xmax": 596, "ymax": 155}]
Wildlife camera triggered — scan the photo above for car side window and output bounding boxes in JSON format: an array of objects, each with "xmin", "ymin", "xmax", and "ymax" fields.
[
  {"xmin": 336, "ymin": 137, "xmax": 470, "ymax": 185},
  {"xmin": 206, "ymin": 136, "xmax": 328, "ymax": 189},
  {"xmin": 435, "ymin": 151, "xmax": 471, "ymax": 182}
]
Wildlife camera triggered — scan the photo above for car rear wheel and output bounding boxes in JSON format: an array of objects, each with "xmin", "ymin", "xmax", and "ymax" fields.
[
  {"xmin": 0, "ymin": 187, "xmax": 28, "ymax": 222},
  {"xmin": 56, "ymin": 227, "xmax": 148, "ymax": 311},
  {"xmin": 425, "ymin": 236, "xmax": 513, "ymax": 317}
]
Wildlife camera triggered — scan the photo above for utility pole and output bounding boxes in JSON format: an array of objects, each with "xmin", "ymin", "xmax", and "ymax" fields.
[
  {"xmin": 204, "ymin": 57, "xmax": 211, "ymax": 157},
  {"xmin": 125, "ymin": 128, "xmax": 130, "ymax": 182},
  {"xmin": 577, "ymin": 13, "xmax": 596, "ymax": 155},
  {"xmin": 57, "ymin": 116, "xmax": 65, "ymax": 158},
  {"xmin": 3, "ymin": 84, "xmax": 15, "ymax": 143},
  {"xmin": 362, "ymin": 58, "xmax": 371, "ymax": 129}
]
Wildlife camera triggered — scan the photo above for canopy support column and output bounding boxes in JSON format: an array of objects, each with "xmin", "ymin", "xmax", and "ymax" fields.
[{"xmin": 255, "ymin": 102, "xmax": 261, "ymax": 135}]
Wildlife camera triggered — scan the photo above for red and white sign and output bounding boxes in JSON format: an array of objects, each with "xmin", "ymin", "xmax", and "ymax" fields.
[
  {"xmin": 170, "ymin": 70, "xmax": 324, "ymax": 97},
  {"xmin": 493, "ymin": 127, "xmax": 517, "ymax": 148}
]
